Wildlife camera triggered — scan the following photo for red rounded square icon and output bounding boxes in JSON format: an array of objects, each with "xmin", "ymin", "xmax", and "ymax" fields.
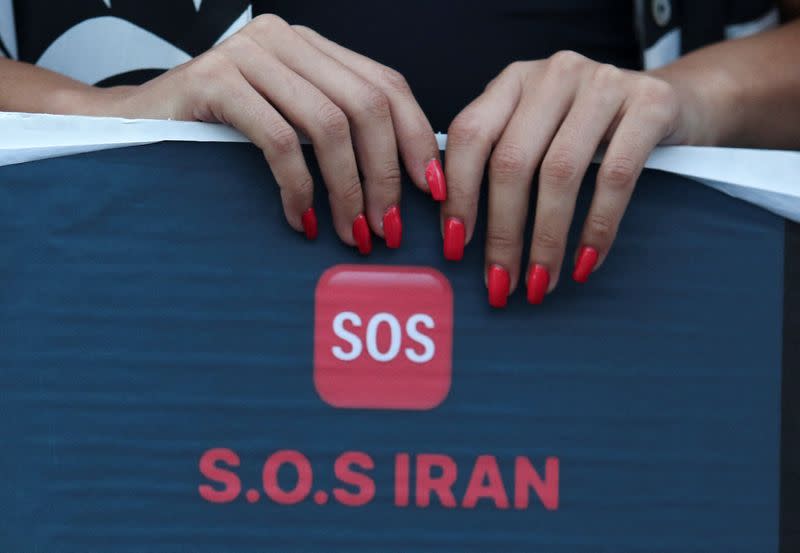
[{"xmin": 314, "ymin": 265, "xmax": 453, "ymax": 410}]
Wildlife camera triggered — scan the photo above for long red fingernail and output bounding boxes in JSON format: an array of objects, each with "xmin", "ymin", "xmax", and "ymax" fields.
[
  {"xmin": 487, "ymin": 265, "xmax": 510, "ymax": 308},
  {"xmin": 443, "ymin": 217, "xmax": 465, "ymax": 261},
  {"xmin": 573, "ymin": 246, "xmax": 598, "ymax": 283},
  {"xmin": 301, "ymin": 207, "xmax": 318, "ymax": 240},
  {"xmin": 425, "ymin": 159, "xmax": 447, "ymax": 201},
  {"xmin": 352, "ymin": 214, "xmax": 372, "ymax": 255},
  {"xmin": 383, "ymin": 205, "xmax": 402, "ymax": 249},
  {"xmin": 527, "ymin": 264, "xmax": 550, "ymax": 305}
]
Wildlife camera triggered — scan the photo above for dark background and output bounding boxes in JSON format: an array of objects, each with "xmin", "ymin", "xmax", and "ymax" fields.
[
  {"xmin": 0, "ymin": 141, "xmax": 786, "ymax": 552},
  {"xmin": 5, "ymin": 0, "xmax": 799, "ymax": 547}
]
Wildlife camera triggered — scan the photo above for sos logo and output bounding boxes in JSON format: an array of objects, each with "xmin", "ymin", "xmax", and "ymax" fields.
[{"xmin": 314, "ymin": 265, "xmax": 453, "ymax": 410}]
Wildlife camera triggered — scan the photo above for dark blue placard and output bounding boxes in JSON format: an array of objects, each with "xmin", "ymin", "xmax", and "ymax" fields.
[{"xmin": 0, "ymin": 142, "xmax": 783, "ymax": 552}]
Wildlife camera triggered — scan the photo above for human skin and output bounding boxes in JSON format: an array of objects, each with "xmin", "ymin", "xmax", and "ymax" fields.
[{"xmin": 1, "ymin": 4, "xmax": 798, "ymax": 306}]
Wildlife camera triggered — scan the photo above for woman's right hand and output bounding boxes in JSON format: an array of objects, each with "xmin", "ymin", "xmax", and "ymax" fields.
[{"xmin": 91, "ymin": 14, "xmax": 444, "ymax": 253}]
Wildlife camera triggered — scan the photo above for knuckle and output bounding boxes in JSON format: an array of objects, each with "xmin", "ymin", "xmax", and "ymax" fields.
[
  {"xmin": 445, "ymin": 186, "xmax": 479, "ymax": 217},
  {"xmin": 316, "ymin": 103, "xmax": 350, "ymax": 140},
  {"xmin": 533, "ymin": 225, "xmax": 564, "ymax": 252},
  {"xmin": 291, "ymin": 24, "xmax": 313, "ymax": 35},
  {"xmin": 374, "ymin": 162, "xmax": 402, "ymax": 189},
  {"xmin": 485, "ymin": 226, "xmax": 519, "ymax": 253},
  {"xmin": 356, "ymin": 84, "xmax": 391, "ymax": 119},
  {"xmin": 289, "ymin": 174, "xmax": 315, "ymax": 200},
  {"xmin": 187, "ymin": 52, "xmax": 233, "ymax": 103},
  {"xmin": 592, "ymin": 63, "xmax": 622, "ymax": 88},
  {"xmin": 541, "ymin": 149, "xmax": 579, "ymax": 186},
  {"xmin": 251, "ymin": 13, "xmax": 288, "ymax": 33},
  {"xmin": 637, "ymin": 77, "xmax": 675, "ymax": 105},
  {"xmin": 192, "ymin": 50, "xmax": 228, "ymax": 80},
  {"xmin": 265, "ymin": 123, "xmax": 300, "ymax": 156},
  {"xmin": 447, "ymin": 111, "xmax": 486, "ymax": 146},
  {"xmin": 599, "ymin": 156, "xmax": 638, "ymax": 191},
  {"xmin": 483, "ymin": 75, "xmax": 500, "ymax": 92},
  {"xmin": 502, "ymin": 60, "xmax": 528, "ymax": 79},
  {"xmin": 585, "ymin": 212, "xmax": 617, "ymax": 244},
  {"xmin": 219, "ymin": 31, "xmax": 249, "ymax": 53},
  {"xmin": 379, "ymin": 65, "xmax": 411, "ymax": 94},
  {"xmin": 405, "ymin": 120, "xmax": 435, "ymax": 145},
  {"xmin": 490, "ymin": 142, "xmax": 528, "ymax": 177},
  {"xmin": 506, "ymin": 60, "xmax": 527, "ymax": 74},
  {"xmin": 486, "ymin": 61, "xmax": 530, "ymax": 91},
  {"xmin": 635, "ymin": 78, "xmax": 679, "ymax": 132},
  {"xmin": 548, "ymin": 50, "xmax": 586, "ymax": 75},
  {"xmin": 332, "ymin": 175, "xmax": 363, "ymax": 205}
]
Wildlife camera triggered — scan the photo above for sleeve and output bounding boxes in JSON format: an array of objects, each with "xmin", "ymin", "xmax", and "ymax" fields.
[{"xmin": 0, "ymin": 0, "xmax": 17, "ymax": 59}]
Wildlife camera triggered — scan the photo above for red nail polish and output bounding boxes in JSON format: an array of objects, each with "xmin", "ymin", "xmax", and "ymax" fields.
[
  {"xmin": 487, "ymin": 265, "xmax": 510, "ymax": 308},
  {"xmin": 301, "ymin": 207, "xmax": 318, "ymax": 240},
  {"xmin": 352, "ymin": 214, "xmax": 372, "ymax": 255},
  {"xmin": 383, "ymin": 205, "xmax": 402, "ymax": 249},
  {"xmin": 425, "ymin": 159, "xmax": 447, "ymax": 201},
  {"xmin": 573, "ymin": 246, "xmax": 599, "ymax": 283},
  {"xmin": 443, "ymin": 217, "xmax": 465, "ymax": 261},
  {"xmin": 527, "ymin": 264, "xmax": 550, "ymax": 305}
]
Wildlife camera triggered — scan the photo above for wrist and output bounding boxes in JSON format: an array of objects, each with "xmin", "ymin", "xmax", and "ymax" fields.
[
  {"xmin": 49, "ymin": 85, "xmax": 135, "ymax": 117},
  {"xmin": 648, "ymin": 63, "xmax": 740, "ymax": 147}
]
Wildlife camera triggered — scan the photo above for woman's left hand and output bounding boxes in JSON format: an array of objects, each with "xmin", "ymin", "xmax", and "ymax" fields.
[{"xmin": 441, "ymin": 51, "xmax": 695, "ymax": 307}]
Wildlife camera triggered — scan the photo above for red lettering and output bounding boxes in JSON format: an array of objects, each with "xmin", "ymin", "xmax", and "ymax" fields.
[
  {"xmin": 462, "ymin": 455, "xmax": 509, "ymax": 509},
  {"xmin": 395, "ymin": 453, "xmax": 410, "ymax": 507},
  {"xmin": 262, "ymin": 450, "xmax": 313, "ymax": 505},
  {"xmin": 333, "ymin": 451, "xmax": 375, "ymax": 506},
  {"xmin": 415, "ymin": 454, "xmax": 457, "ymax": 508},
  {"xmin": 198, "ymin": 448, "xmax": 241, "ymax": 503},
  {"xmin": 514, "ymin": 456, "xmax": 559, "ymax": 510}
]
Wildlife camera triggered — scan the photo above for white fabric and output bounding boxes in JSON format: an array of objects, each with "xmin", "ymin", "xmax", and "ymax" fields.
[
  {"xmin": 642, "ymin": 28, "xmax": 681, "ymax": 70},
  {"xmin": 725, "ymin": 7, "xmax": 780, "ymax": 40},
  {"xmin": 36, "ymin": 16, "xmax": 193, "ymax": 85},
  {"xmin": 0, "ymin": 0, "xmax": 17, "ymax": 59},
  {"xmin": 36, "ymin": 6, "xmax": 251, "ymax": 85},
  {"xmin": 1, "ymin": 112, "xmax": 798, "ymax": 223}
]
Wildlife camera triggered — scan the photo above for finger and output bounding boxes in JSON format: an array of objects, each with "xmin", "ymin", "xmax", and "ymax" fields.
[
  {"xmin": 482, "ymin": 56, "xmax": 580, "ymax": 306},
  {"xmin": 200, "ymin": 59, "xmax": 315, "ymax": 238},
  {"xmin": 574, "ymin": 84, "xmax": 677, "ymax": 283},
  {"xmin": 442, "ymin": 62, "xmax": 529, "ymax": 264},
  {"xmin": 292, "ymin": 24, "xmax": 440, "ymax": 196},
  {"xmin": 527, "ymin": 63, "xmax": 625, "ymax": 303},
  {"xmin": 254, "ymin": 24, "xmax": 400, "ymax": 242},
  {"xmin": 225, "ymin": 35, "xmax": 367, "ymax": 251}
]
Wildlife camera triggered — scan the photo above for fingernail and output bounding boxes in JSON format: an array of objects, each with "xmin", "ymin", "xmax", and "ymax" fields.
[
  {"xmin": 383, "ymin": 205, "xmax": 402, "ymax": 249},
  {"xmin": 301, "ymin": 207, "xmax": 318, "ymax": 240},
  {"xmin": 526, "ymin": 264, "xmax": 550, "ymax": 305},
  {"xmin": 573, "ymin": 246, "xmax": 599, "ymax": 283},
  {"xmin": 487, "ymin": 265, "xmax": 510, "ymax": 308},
  {"xmin": 443, "ymin": 217, "xmax": 465, "ymax": 261},
  {"xmin": 425, "ymin": 159, "xmax": 447, "ymax": 201},
  {"xmin": 352, "ymin": 213, "xmax": 372, "ymax": 255}
]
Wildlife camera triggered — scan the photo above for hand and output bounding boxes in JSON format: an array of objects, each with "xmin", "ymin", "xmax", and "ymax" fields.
[
  {"xmin": 93, "ymin": 15, "xmax": 444, "ymax": 253},
  {"xmin": 442, "ymin": 51, "xmax": 689, "ymax": 307}
]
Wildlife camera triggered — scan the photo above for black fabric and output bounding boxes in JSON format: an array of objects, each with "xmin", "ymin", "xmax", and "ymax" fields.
[
  {"xmin": 255, "ymin": 0, "xmax": 640, "ymax": 132},
  {"xmin": 95, "ymin": 69, "xmax": 168, "ymax": 88},
  {"xmin": 11, "ymin": 0, "xmax": 641, "ymax": 128},
  {"xmin": 12, "ymin": 0, "xmax": 249, "ymax": 62},
  {"xmin": 636, "ymin": 0, "xmax": 684, "ymax": 48},
  {"xmin": 782, "ymin": 221, "xmax": 800, "ymax": 553},
  {"xmin": 681, "ymin": 1, "xmax": 726, "ymax": 54},
  {"xmin": 728, "ymin": 0, "xmax": 778, "ymax": 22},
  {"xmin": 634, "ymin": 0, "xmax": 778, "ymax": 64}
]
